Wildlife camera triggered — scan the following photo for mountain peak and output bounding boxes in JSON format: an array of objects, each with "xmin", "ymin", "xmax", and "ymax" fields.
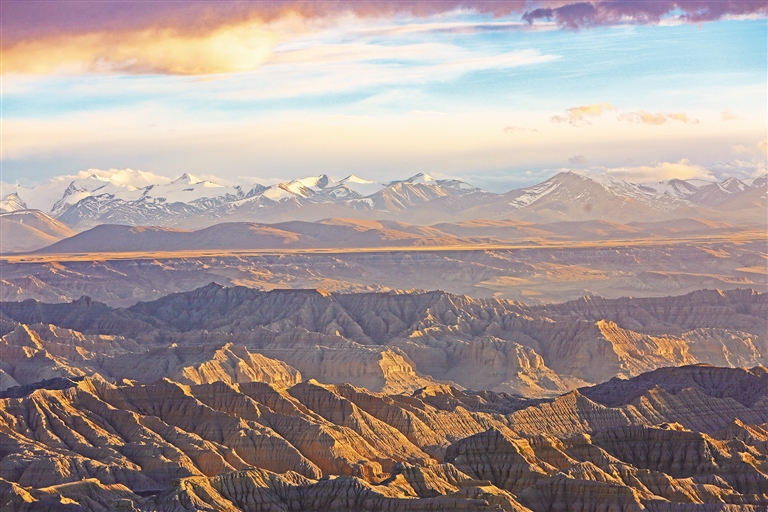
[
  {"xmin": 0, "ymin": 192, "xmax": 28, "ymax": 212},
  {"xmin": 341, "ymin": 175, "xmax": 377, "ymax": 185},
  {"xmin": 720, "ymin": 177, "xmax": 745, "ymax": 188},
  {"xmin": 171, "ymin": 173, "xmax": 203, "ymax": 185},
  {"xmin": 406, "ymin": 173, "xmax": 435, "ymax": 183}
]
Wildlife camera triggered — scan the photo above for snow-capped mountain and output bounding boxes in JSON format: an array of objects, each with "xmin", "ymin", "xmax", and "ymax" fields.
[
  {"xmin": 686, "ymin": 177, "xmax": 750, "ymax": 207},
  {"xmin": 339, "ymin": 175, "xmax": 384, "ymax": 197},
  {"xmin": 361, "ymin": 173, "xmax": 481, "ymax": 212},
  {"xmin": 642, "ymin": 175, "xmax": 763, "ymax": 207},
  {"xmin": 463, "ymin": 171, "xmax": 702, "ymax": 223},
  {"xmin": 638, "ymin": 178, "xmax": 700, "ymax": 199},
  {"xmin": 205, "ymin": 172, "xmax": 481, "ymax": 225},
  {"xmin": 0, "ymin": 193, "xmax": 28, "ymax": 212},
  {"xmin": 53, "ymin": 172, "xmax": 250, "ymax": 228},
  {"xmin": 4, "ymin": 168, "xmax": 766, "ymax": 230},
  {"xmin": 744, "ymin": 173, "xmax": 767, "ymax": 188}
]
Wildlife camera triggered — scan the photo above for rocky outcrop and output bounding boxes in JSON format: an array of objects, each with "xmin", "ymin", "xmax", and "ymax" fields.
[
  {"xmin": 1, "ymin": 287, "xmax": 768, "ymax": 510},
  {"xmin": 1, "ymin": 364, "xmax": 768, "ymax": 511},
  {"xmin": 2, "ymin": 285, "xmax": 764, "ymax": 396},
  {"xmin": 143, "ymin": 468, "xmax": 530, "ymax": 511}
]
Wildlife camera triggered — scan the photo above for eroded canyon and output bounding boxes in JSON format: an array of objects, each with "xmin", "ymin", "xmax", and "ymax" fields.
[{"xmin": 0, "ymin": 285, "xmax": 767, "ymax": 510}]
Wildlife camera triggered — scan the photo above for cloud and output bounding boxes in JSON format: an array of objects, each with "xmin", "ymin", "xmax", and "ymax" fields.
[
  {"xmin": 569, "ymin": 155, "xmax": 588, "ymax": 164},
  {"xmin": 601, "ymin": 159, "xmax": 716, "ymax": 182},
  {"xmin": 722, "ymin": 109, "xmax": 738, "ymax": 121},
  {"xmin": 3, "ymin": 1, "xmax": 765, "ymax": 75},
  {"xmin": 734, "ymin": 139, "xmax": 768, "ymax": 156},
  {"xmin": 4, "ymin": 23, "xmax": 283, "ymax": 75},
  {"xmin": 551, "ymin": 102, "xmax": 615, "ymax": 126},
  {"xmin": 522, "ymin": 1, "xmax": 768, "ymax": 29},
  {"xmin": 618, "ymin": 110, "xmax": 700, "ymax": 125},
  {"xmin": 5, "ymin": 1, "xmax": 764, "ymax": 44},
  {"xmin": 503, "ymin": 126, "xmax": 538, "ymax": 133},
  {"xmin": 732, "ymin": 144, "xmax": 751, "ymax": 154}
]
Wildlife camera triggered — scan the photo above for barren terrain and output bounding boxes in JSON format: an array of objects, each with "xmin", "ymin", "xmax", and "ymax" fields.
[
  {"xmin": 0, "ymin": 284, "xmax": 767, "ymax": 510},
  {"xmin": 2, "ymin": 228, "xmax": 765, "ymax": 306}
]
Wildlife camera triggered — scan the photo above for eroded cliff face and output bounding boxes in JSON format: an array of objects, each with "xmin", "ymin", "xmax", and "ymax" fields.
[
  {"xmin": 1, "ymin": 366, "xmax": 768, "ymax": 511},
  {"xmin": 1, "ymin": 286, "xmax": 767, "ymax": 510},
  {"xmin": 0, "ymin": 285, "xmax": 764, "ymax": 396}
]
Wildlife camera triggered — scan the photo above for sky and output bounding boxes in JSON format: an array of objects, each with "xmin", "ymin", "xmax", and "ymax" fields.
[{"xmin": 2, "ymin": 1, "xmax": 767, "ymax": 191}]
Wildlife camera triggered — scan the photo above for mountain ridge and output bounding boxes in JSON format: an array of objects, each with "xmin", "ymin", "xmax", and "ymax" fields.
[{"xmin": 3, "ymin": 170, "xmax": 765, "ymax": 230}]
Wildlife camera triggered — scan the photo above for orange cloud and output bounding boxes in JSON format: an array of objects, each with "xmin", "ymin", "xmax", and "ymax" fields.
[
  {"xmin": 4, "ymin": 22, "xmax": 285, "ymax": 75},
  {"xmin": 4, "ymin": 1, "xmax": 765, "ymax": 76},
  {"xmin": 550, "ymin": 102, "xmax": 616, "ymax": 126},
  {"xmin": 618, "ymin": 110, "xmax": 700, "ymax": 125}
]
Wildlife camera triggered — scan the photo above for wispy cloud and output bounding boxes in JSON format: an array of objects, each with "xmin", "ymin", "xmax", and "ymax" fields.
[
  {"xmin": 721, "ymin": 108, "xmax": 738, "ymax": 121},
  {"xmin": 618, "ymin": 110, "xmax": 700, "ymax": 125},
  {"xmin": 551, "ymin": 102, "xmax": 615, "ymax": 126},
  {"xmin": 503, "ymin": 125, "xmax": 538, "ymax": 133},
  {"xmin": 222, "ymin": 47, "xmax": 558, "ymax": 100}
]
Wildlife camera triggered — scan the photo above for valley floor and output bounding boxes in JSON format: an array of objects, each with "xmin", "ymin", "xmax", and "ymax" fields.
[{"xmin": 2, "ymin": 231, "xmax": 765, "ymax": 306}]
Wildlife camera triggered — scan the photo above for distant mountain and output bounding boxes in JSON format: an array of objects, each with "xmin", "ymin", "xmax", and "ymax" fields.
[
  {"xmin": 35, "ymin": 223, "xmax": 312, "ymax": 253},
  {"xmin": 642, "ymin": 174, "xmax": 765, "ymax": 208},
  {"xmin": 54, "ymin": 172, "xmax": 253, "ymax": 228},
  {"xmin": 6, "ymin": 169, "xmax": 767, "ymax": 229},
  {"xmin": 0, "ymin": 210, "xmax": 77, "ymax": 253},
  {"xmin": 460, "ymin": 171, "xmax": 702, "ymax": 223},
  {"xmin": 686, "ymin": 177, "xmax": 751, "ymax": 207},
  {"xmin": 0, "ymin": 193, "xmax": 27, "ymax": 212},
  {"xmin": 745, "ymin": 173, "xmax": 768, "ymax": 188},
  {"xmin": 638, "ymin": 178, "xmax": 700, "ymax": 199},
  {"xmin": 35, "ymin": 219, "xmax": 477, "ymax": 254}
]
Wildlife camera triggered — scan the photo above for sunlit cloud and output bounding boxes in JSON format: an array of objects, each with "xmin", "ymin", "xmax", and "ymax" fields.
[
  {"xmin": 551, "ymin": 103, "xmax": 615, "ymax": 126},
  {"xmin": 722, "ymin": 108, "xmax": 738, "ymax": 121},
  {"xmin": 601, "ymin": 159, "xmax": 716, "ymax": 182},
  {"xmin": 617, "ymin": 110, "xmax": 700, "ymax": 125},
  {"xmin": 4, "ymin": 1, "xmax": 765, "ymax": 76},
  {"xmin": 3, "ymin": 22, "xmax": 285, "ymax": 75}
]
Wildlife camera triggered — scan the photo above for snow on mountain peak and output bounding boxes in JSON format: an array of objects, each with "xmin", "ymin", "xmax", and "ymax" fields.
[
  {"xmin": 639, "ymin": 178, "xmax": 699, "ymax": 199},
  {"xmin": 341, "ymin": 175, "xmax": 376, "ymax": 184},
  {"xmin": 339, "ymin": 175, "xmax": 384, "ymax": 196},
  {"xmin": 406, "ymin": 173, "xmax": 435, "ymax": 183},
  {"xmin": 719, "ymin": 177, "xmax": 746, "ymax": 192},
  {"xmin": 171, "ymin": 173, "xmax": 204, "ymax": 185},
  {"xmin": 0, "ymin": 193, "xmax": 28, "ymax": 212}
]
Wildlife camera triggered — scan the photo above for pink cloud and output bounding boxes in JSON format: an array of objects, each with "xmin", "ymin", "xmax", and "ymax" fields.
[
  {"xmin": 522, "ymin": 0, "xmax": 766, "ymax": 28},
  {"xmin": 3, "ymin": 0, "xmax": 765, "ymax": 47}
]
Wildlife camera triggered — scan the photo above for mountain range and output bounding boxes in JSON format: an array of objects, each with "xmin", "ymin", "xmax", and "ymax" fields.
[{"xmin": 2, "ymin": 170, "xmax": 765, "ymax": 238}]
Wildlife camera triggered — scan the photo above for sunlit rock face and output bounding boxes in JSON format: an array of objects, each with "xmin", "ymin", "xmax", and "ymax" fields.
[
  {"xmin": 0, "ymin": 285, "xmax": 764, "ymax": 396},
  {"xmin": 1, "ymin": 365, "xmax": 768, "ymax": 510},
  {"xmin": 0, "ymin": 286, "xmax": 767, "ymax": 510}
]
